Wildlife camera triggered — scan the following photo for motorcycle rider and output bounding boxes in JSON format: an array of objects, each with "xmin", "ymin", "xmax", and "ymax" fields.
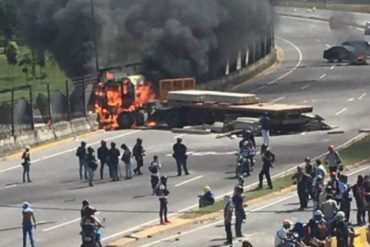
[
  {"xmin": 275, "ymin": 219, "xmax": 292, "ymax": 247},
  {"xmin": 80, "ymin": 206, "xmax": 103, "ymax": 247},
  {"xmin": 239, "ymin": 129, "xmax": 256, "ymax": 149},
  {"xmin": 238, "ymin": 141, "xmax": 253, "ymax": 176}
]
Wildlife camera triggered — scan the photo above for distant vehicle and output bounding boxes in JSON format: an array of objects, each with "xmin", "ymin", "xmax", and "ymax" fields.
[
  {"xmin": 323, "ymin": 45, "xmax": 366, "ymax": 65},
  {"xmin": 342, "ymin": 40, "xmax": 370, "ymax": 56},
  {"xmin": 365, "ymin": 22, "xmax": 370, "ymax": 35}
]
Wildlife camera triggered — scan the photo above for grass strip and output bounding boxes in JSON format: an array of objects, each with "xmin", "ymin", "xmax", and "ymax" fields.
[{"xmin": 180, "ymin": 134, "xmax": 370, "ymax": 219}]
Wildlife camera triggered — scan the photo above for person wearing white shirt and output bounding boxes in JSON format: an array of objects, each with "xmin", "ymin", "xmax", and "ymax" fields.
[{"xmin": 275, "ymin": 220, "xmax": 292, "ymax": 247}]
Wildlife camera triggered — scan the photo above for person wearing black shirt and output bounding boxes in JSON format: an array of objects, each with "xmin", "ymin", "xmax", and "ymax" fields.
[
  {"xmin": 133, "ymin": 138, "xmax": 145, "ymax": 175},
  {"xmin": 76, "ymin": 141, "xmax": 87, "ymax": 180},
  {"xmin": 97, "ymin": 140, "xmax": 110, "ymax": 179},
  {"xmin": 232, "ymin": 186, "xmax": 246, "ymax": 238},
  {"xmin": 22, "ymin": 146, "xmax": 32, "ymax": 183},
  {"xmin": 172, "ymin": 138, "xmax": 189, "ymax": 176},
  {"xmin": 109, "ymin": 142, "xmax": 120, "ymax": 181},
  {"xmin": 258, "ymin": 146, "xmax": 275, "ymax": 189}
]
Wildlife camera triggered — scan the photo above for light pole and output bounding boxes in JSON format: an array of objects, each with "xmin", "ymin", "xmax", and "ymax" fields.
[{"xmin": 90, "ymin": 0, "xmax": 100, "ymax": 74}]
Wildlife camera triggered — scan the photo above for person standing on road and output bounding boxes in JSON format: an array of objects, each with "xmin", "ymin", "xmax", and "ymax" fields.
[
  {"xmin": 155, "ymin": 176, "xmax": 170, "ymax": 225},
  {"xmin": 223, "ymin": 195, "xmax": 233, "ymax": 246},
  {"xmin": 149, "ymin": 155, "xmax": 161, "ymax": 194},
  {"xmin": 257, "ymin": 145, "xmax": 275, "ymax": 189},
  {"xmin": 133, "ymin": 138, "xmax": 145, "ymax": 175},
  {"xmin": 172, "ymin": 138, "xmax": 189, "ymax": 176},
  {"xmin": 324, "ymin": 145, "xmax": 341, "ymax": 173},
  {"xmin": 259, "ymin": 112, "xmax": 271, "ymax": 146},
  {"xmin": 121, "ymin": 144, "xmax": 133, "ymax": 179},
  {"xmin": 109, "ymin": 142, "xmax": 120, "ymax": 182},
  {"xmin": 352, "ymin": 175, "xmax": 367, "ymax": 226},
  {"xmin": 22, "ymin": 146, "xmax": 32, "ymax": 183},
  {"xmin": 315, "ymin": 159, "xmax": 327, "ymax": 185},
  {"xmin": 76, "ymin": 141, "xmax": 88, "ymax": 180},
  {"xmin": 86, "ymin": 147, "xmax": 98, "ymax": 187},
  {"xmin": 22, "ymin": 202, "xmax": 36, "ymax": 247},
  {"xmin": 312, "ymin": 175, "xmax": 323, "ymax": 211},
  {"xmin": 304, "ymin": 157, "xmax": 315, "ymax": 198},
  {"xmin": 97, "ymin": 140, "xmax": 110, "ymax": 180},
  {"xmin": 292, "ymin": 166, "xmax": 311, "ymax": 210},
  {"xmin": 232, "ymin": 185, "xmax": 246, "ymax": 238}
]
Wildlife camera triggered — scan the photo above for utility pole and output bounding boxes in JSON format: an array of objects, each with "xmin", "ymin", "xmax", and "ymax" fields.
[{"xmin": 90, "ymin": 0, "xmax": 100, "ymax": 74}]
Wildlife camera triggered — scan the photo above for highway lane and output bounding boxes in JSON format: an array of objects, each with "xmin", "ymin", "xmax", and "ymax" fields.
[
  {"xmin": 126, "ymin": 164, "xmax": 370, "ymax": 247},
  {"xmin": 1, "ymin": 14, "xmax": 370, "ymax": 247}
]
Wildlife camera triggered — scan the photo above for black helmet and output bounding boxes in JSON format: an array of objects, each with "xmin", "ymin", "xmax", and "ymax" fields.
[
  {"xmin": 82, "ymin": 199, "xmax": 89, "ymax": 207},
  {"xmin": 81, "ymin": 141, "xmax": 86, "ymax": 146},
  {"xmin": 137, "ymin": 138, "xmax": 142, "ymax": 143}
]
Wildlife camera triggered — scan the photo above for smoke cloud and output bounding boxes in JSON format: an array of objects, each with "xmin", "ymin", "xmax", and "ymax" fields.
[{"xmin": 19, "ymin": 0, "xmax": 273, "ymax": 80}]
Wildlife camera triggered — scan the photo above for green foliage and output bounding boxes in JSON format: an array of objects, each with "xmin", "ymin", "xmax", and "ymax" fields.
[{"xmin": 5, "ymin": 40, "xmax": 17, "ymax": 65}]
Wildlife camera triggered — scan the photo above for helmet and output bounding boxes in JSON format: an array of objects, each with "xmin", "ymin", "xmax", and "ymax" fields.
[
  {"xmin": 204, "ymin": 185, "xmax": 211, "ymax": 193},
  {"xmin": 335, "ymin": 211, "xmax": 345, "ymax": 222},
  {"xmin": 81, "ymin": 141, "xmax": 86, "ymax": 146},
  {"xmin": 315, "ymin": 175, "xmax": 323, "ymax": 181},
  {"xmin": 137, "ymin": 138, "xmax": 142, "ymax": 143},
  {"xmin": 82, "ymin": 200, "xmax": 89, "ymax": 207},
  {"xmin": 314, "ymin": 210, "xmax": 323, "ymax": 220}
]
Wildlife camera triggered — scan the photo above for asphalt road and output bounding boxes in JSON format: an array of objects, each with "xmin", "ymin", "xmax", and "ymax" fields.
[
  {"xmin": 130, "ymin": 164, "xmax": 370, "ymax": 247},
  {"xmin": 0, "ymin": 12, "xmax": 370, "ymax": 247}
]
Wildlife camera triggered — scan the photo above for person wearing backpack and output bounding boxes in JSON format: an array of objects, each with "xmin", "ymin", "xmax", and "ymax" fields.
[
  {"xmin": 76, "ymin": 141, "xmax": 88, "ymax": 180},
  {"xmin": 121, "ymin": 144, "xmax": 133, "ymax": 179},
  {"xmin": 155, "ymin": 176, "xmax": 170, "ymax": 225},
  {"xmin": 149, "ymin": 155, "xmax": 161, "ymax": 194},
  {"xmin": 86, "ymin": 147, "xmax": 98, "ymax": 187}
]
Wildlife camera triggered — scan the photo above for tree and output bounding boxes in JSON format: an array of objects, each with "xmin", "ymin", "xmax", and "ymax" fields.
[
  {"xmin": 5, "ymin": 40, "xmax": 17, "ymax": 65},
  {"xmin": 35, "ymin": 49, "xmax": 46, "ymax": 78}
]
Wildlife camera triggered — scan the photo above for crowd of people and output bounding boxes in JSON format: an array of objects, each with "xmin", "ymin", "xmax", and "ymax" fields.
[
  {"xmin": 73, "ymin": 137, "xmax": 189, "ymax": 187},
  {"xmin": 274, "ymin": 145, "xmax": 370, "ymax": 247}
]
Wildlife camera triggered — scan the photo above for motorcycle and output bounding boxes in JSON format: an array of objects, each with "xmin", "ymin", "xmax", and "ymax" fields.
[
  {"xmin": 235, "ymin": 153, "xmax": 252, "ymax": 178},
  {"xmin": 284, "ymin": 232, "xmax": 307, "ymax": 247},
  {"xmin": 81, "ymin": 223, "xmax": 103, "ymax": 247}
]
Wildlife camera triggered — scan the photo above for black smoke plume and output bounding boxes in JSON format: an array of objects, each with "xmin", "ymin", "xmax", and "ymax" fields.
[{"xmin": 19, "ymin": 0, "xmax": 272, "ymax": 81}]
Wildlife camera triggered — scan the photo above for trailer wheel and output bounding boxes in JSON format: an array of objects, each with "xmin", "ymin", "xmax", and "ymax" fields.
[
  {"xmin": 166, "ymin": 111, "xmax": 183, "ymax": 128},
  {"xmin": 118, "ymin": 112, "xmax": 135, "ymax": 129}
]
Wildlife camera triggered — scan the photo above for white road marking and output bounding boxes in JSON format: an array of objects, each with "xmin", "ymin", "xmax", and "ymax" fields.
[
  {"xmin": 250, "ymin": 85, "xmax": 267, "ymax": 93},
  {"xmin": 303, "ymin": 100, "xmax": 308, "ymax": 103},
  {"xmin": 319, "ymin": 73, "xmax": 327, "ymax": 79},
  {"xmin": 267, "ymin": 36, "xmax": 303, "ymax": 85},
  {"xmin": 166, "ymin": 151, "xmax": 237, "ymax": 157},
  {"xmin": 330, "ymin": 65, "xmax": 335, "ymax": 70},
  {"xmin": 270, "ymin": 96, "xmax": 286, "ymax": 103},
  {"xmin": 358, "ymin": 93, "xmax": 367, "ymax": 100},
  {"xmin": 336, "ymin": 107, "xmax": 348, "ymax": 116},
  {"xmin": 0, "ymin": 184, "xmax": 17, "ymax": 191},
  {"xmin": 101, "ymin": 133, "xmax": 365, "ymax": 242},
  {"xmin": 139, "ymin": 164, "xmax": 370, "ymax": 247},
  {"xmin": 175, "ymin": 175, "xmax": 203, "ymax": 187},
  {"xmin": 347, "ymin": 98, "xmax": 355, "ymax": 102},
  {"xmin": 300, "ymin": 84, "xmax": 310, "ymax": 90},
  {"xmin": 174, "ymin": 134, "xmax": 186, "ymax": 139},
  {"xmin": 42, "ymin": 212, "xmax": 100, "ymax": 232},
  {"xmin": 300, "ymin": 132, "xmax": 306, "ymax": 136},
  {"xmin": 0, "ymin": 130, "xmax": 141, "ymax": 174}
]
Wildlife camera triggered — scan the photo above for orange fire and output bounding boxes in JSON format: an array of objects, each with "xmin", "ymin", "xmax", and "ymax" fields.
[{"xmin": 94, "ymin": 75, "xmax": 157, "ymax": 130}]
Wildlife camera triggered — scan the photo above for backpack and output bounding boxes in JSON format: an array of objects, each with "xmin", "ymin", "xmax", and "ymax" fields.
[
  {"xmin": 149, "ymin": 165, "xmax": 158, "ymax": 174},
  {"xmin": 121, "ymin": 149, "xmax": 131, "ymax": 163}
]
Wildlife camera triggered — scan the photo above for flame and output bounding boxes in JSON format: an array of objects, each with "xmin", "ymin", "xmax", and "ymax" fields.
[{"xmin": 94, "ymin": 77, "xmax": 156, "ymax": 130}]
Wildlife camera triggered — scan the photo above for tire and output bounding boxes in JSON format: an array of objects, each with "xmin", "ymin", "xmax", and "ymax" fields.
[{"xmin": 117, "ymin": 112, "xmax": 135, "ymax": 129}]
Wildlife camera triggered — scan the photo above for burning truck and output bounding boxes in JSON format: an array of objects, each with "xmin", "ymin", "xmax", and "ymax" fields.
[{"xmin": 94, "ymin": 73, "xmax": 331, "ymax": 133}]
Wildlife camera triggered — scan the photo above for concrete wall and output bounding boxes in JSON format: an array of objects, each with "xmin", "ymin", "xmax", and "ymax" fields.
[{"xmin": 0, "ymin": 113, "xmax": 99, "ymax": 157}]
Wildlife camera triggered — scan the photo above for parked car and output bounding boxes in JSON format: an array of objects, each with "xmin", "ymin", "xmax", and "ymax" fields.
[
  {"xmin": 364, "ymin": 22, "xmax": 370, "ymax": 35},
  {"xmin": 323, "ymin": 45, "xmax": 366, "ymax": 65}
]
